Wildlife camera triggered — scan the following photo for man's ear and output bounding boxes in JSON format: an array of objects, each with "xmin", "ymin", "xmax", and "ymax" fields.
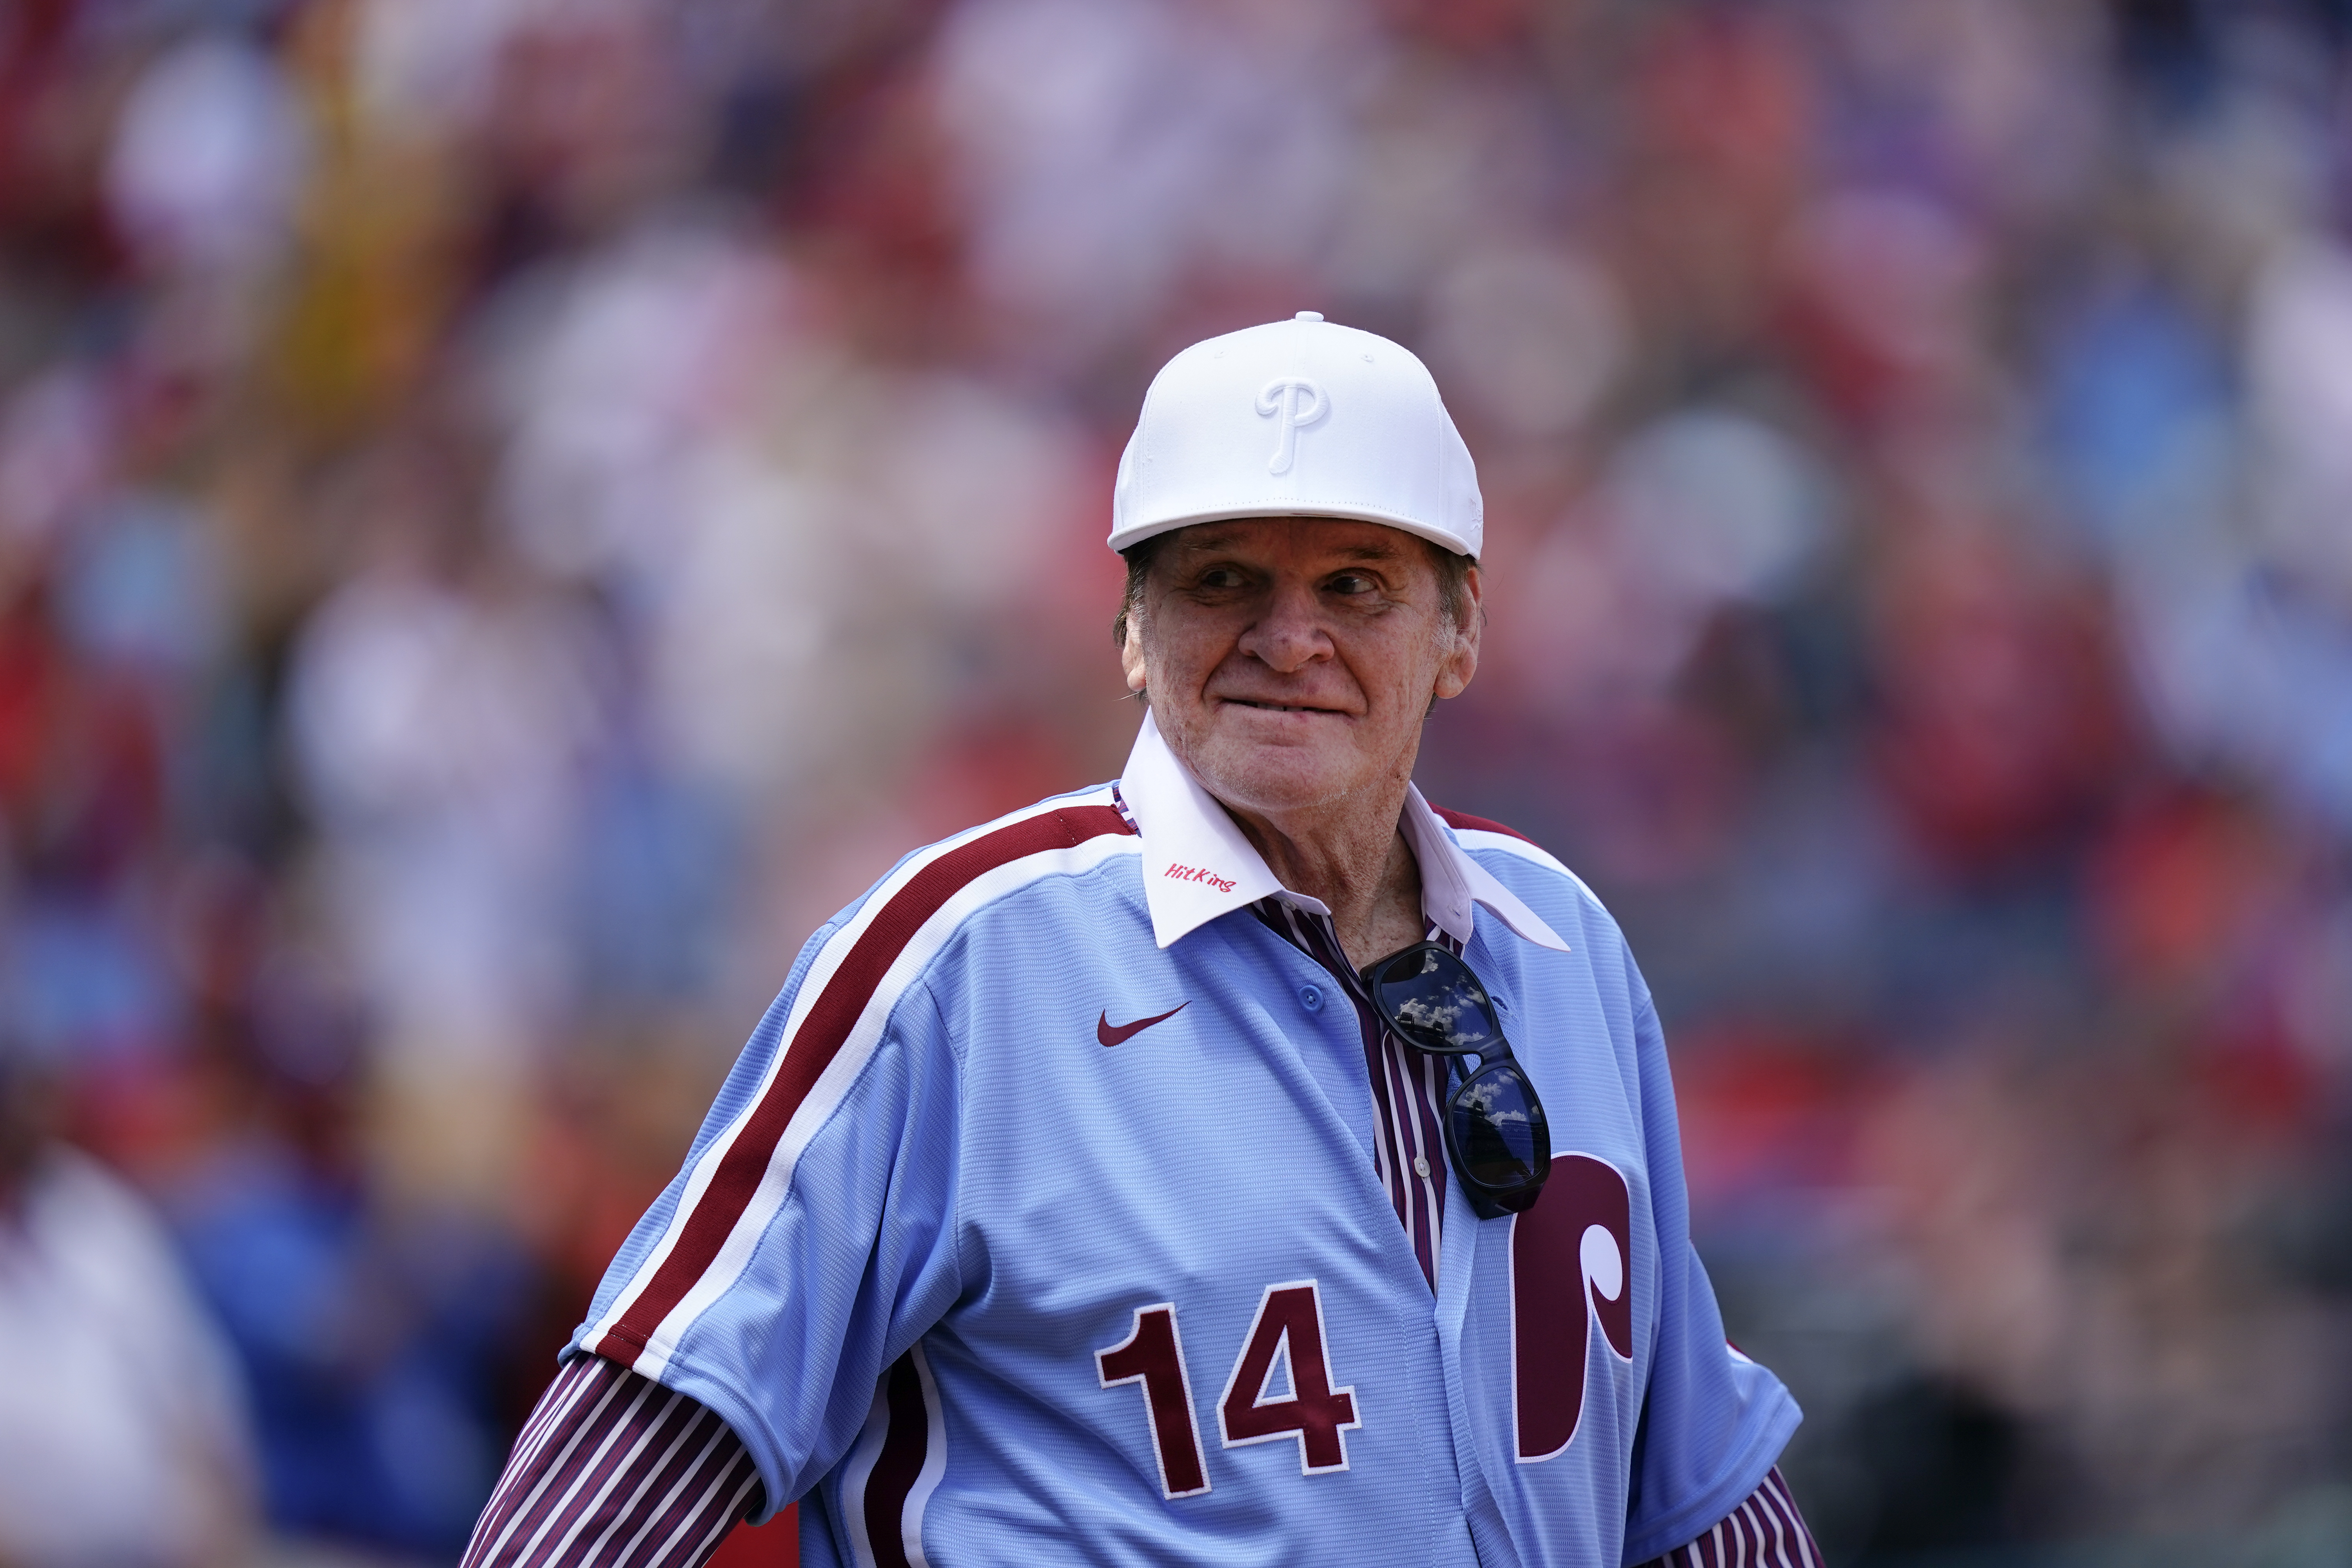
[
  {"xmin": 1121, "ymin": 617, "xmax": 1149, "ymax": 695},
  {"xmin": 1433, "ymin": 564, "xmax": 1482, "ymax": 701}
]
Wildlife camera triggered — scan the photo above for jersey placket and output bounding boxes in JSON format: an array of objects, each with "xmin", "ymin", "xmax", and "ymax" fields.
[{"xmin": 1250, "ymin": 898, "xmax": 1461, "ymax": 1292}]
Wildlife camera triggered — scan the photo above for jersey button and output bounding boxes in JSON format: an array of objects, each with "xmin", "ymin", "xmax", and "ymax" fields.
[
  {"xmin": 1299, "ymin": 985, "xmax": 1323, "ymax": 1012},
  {"xmin": 1413, "ymin": 1155, "xmax": 1432, "ymax": 1179}
]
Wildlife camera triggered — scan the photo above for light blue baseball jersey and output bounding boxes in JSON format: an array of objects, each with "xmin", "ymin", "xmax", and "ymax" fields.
[{"xmin": 572, "ymin": 714, "xmax": 1799, "ymax": 1567}]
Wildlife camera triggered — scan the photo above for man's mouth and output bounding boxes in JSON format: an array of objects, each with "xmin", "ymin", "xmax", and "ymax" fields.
[{"xmin": 1225, "ymin": 698, "xmax": 1337, "ymax": 714}]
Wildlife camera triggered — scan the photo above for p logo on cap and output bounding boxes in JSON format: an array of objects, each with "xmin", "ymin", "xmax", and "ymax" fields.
[
  {"xmin": 1256, "ymin": 377, "xmax": 1328, "ymax": 475},
  {"xmin": 1109, "ymin": 312, "xmax": 1484, "ymax": 559}
]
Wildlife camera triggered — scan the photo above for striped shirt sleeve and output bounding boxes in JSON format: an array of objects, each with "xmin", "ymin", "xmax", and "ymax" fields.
[
  {"xmin": 462, "ymin": 1355, "xmax": 763, "ymax": 1568},
  {"xmin": 1632, "ymin": 1467, "xmax": 1819, "ymax": 1568}
]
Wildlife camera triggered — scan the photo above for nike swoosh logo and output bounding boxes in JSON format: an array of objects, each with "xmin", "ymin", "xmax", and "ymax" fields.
[{"xmin": 1098, "ymin": 1002, "xmax": 1189, "ymax": 1047}]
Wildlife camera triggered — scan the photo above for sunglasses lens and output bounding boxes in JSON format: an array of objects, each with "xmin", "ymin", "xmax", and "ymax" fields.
[
  {"xmin": 1370, "ymin": 948, "xmax": 1499, "ymax": 1054},
  {"xmin": 1451, "ymin": 1061, "xmax": 1549, "ymax": 1192}
]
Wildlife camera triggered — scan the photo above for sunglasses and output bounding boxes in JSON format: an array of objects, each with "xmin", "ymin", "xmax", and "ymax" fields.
[{"xmin": 1358, "ymin": 942, "xmax": 1552, "ymax": 1220}]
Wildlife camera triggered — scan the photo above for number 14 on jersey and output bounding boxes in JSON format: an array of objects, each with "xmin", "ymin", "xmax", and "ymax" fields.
[{"xmin": 1096, "ymin": 1279, "xmax": 1361, "ymax": 1500}]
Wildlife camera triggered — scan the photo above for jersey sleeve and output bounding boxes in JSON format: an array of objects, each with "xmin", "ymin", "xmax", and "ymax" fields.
[
  {"xmin": 1621, "ymin": 990, "xmax": 1804, "ymax": 1565},
  {"xmin": 567, "ymin": 916, "xmax": 968, "ymax": 1523}
]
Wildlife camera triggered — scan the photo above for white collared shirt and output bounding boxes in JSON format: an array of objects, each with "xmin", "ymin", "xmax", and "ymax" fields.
[{"xmin": 1116, "ymin": 709, "xmax": 1570, "ymax": 956}]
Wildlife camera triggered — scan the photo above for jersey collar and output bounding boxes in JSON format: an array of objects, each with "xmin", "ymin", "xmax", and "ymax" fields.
[{"xmin": 1118, "ymin": 710, "xmax": 1570, "ymax": 955}]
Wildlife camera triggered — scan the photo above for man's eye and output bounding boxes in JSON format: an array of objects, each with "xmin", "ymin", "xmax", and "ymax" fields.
[
  {"xmin": 1197, "ymin": 568, "xmax": 1245, "ymax": 590},
  {"xmin": 1327, "ymin": 573, "xmax": 1374, "ymax": 595}
]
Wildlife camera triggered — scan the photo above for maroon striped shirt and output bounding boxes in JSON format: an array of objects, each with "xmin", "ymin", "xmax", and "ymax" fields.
[
  {"xmin": 1647, "ymin": 1467, "xmax": 1820, "ymax": 1568},
  {"xmin": 464, "ymin": 1354, "xmax": 760, "ymax": 1568}
]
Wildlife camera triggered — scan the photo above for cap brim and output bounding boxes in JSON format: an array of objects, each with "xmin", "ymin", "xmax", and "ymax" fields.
[{"xmin": 1107, "ymin": 503, "xmax": 1477, "ymax": 558}]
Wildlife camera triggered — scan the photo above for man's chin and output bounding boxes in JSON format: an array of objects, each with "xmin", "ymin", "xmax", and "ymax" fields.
[{"xmin": 1186, "ymin": 737, "xmax": 1366, "ymax": 818}]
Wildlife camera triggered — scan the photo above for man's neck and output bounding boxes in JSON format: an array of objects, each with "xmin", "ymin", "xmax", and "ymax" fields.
[{"xmin": 1221, "ymin": 786, "xmax": 1426, "ymax": 972}]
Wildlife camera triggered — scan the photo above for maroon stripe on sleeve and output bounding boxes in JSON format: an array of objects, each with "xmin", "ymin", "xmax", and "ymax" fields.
[
  {"xmin": 606, "ymin": 1414, "xmax": 738, "ymax": 1568},
  {"xmin": 474, "ymin": 1363, "xmax": 664, "ymax": 1563},
  {"xmin": 617, "ymin": 1439, "xmax": 757, "ymax": 1568},
  {"xmin": 541, "ymin": 1391, "xmax": 715, "ymax": 1562},
  {"xmin": 600, "ymin": 804, "xmax": 1134, "ymax": 1359},
  {"xmin": 1760, "ymin": 1468, "xmax": 1820, "ymax": 1568},
  {"xmin": 465, "ymin": 1357, "xmax": 605, "ymax": 1563},
  {"xmin": 532, "ymin": 1385, "xmax": 691, "ymax": 1556},
  {"xmin": 463, "ymin": 1356, "xmax": 763, "ymax": 1568},
  {"xmin": 1429, "ymin": 805, "xmax": 1536, "ymax": 843},
  {"xmin": 860, "ymin": 1351, "xmax": 933, "ymax": 1568},
  {"xmin": 1630, "ymin": 1468, "xmax": 1817, "ymax": 1568},
  {"xmin": 571, "ymin": 1403, "xmax": 721, "ymax": 1564}
]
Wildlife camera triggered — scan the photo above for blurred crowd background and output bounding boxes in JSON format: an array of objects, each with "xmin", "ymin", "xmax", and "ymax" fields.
[{"xmin": 4, "ymin": 0, "xmax": 2352, "ymax": 1562}]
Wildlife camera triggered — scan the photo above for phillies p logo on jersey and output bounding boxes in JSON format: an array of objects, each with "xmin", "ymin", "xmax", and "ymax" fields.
[{"xmin": 1509, "ymin": 1154, "xmax": 1634, "ymax": 1462}]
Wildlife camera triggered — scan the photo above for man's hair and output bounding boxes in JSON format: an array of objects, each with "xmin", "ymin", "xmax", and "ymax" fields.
[{"xmin": 1111, "ymin": 531, "xmax": 1479, "ymax": 652}]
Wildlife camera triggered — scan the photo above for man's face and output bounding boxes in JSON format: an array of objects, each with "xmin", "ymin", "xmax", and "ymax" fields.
[{"xmin": 1122, "ymin": 517, "xmax": 1481, "ymax": 822}]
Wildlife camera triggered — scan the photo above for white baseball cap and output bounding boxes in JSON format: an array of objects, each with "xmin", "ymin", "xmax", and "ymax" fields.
[{"xmin": 1108, "ymin": 312, "xmax": 1483, "ymax": 558}]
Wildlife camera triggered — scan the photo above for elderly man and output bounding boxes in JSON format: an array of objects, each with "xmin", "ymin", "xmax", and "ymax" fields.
[{"xmin": 465, "ymin": 316, "xmax": 1814, "ymax": 1568}]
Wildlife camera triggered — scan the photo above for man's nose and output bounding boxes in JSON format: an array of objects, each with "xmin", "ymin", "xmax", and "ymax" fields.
[{"xmin": 1237, "ymin": 581, "xmax": 1332, "ymax": 673}]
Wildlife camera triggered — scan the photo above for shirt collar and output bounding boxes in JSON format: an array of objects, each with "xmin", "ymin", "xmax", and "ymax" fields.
[{"xmin": 1118, "ymin": 710, "xmax": 1570, "ymax": 955}]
